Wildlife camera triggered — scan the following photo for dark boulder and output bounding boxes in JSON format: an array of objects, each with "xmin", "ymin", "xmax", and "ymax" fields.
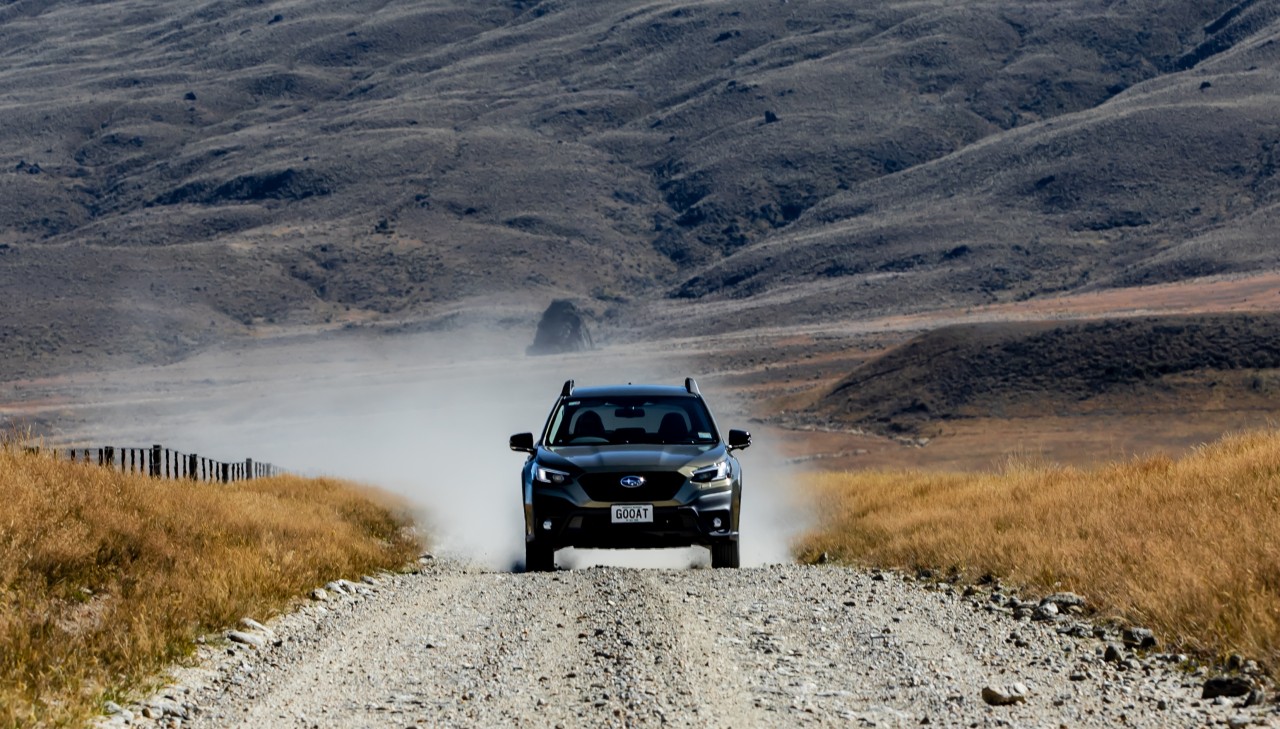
[
  {"xmin": 527, "ymin": 300, "xmax": 593, "ymax": 355},
  {"xmin": 1202, "ymin": 676, "xmax": 1253, "ymax": 699}
]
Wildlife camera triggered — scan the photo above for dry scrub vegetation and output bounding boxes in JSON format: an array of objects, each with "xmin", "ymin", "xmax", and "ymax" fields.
[
  {"xmin": 798, "ymin": 429, "xmax": 1280, "ymax": 673},
  {"xmin": 0, "ymin": 447, "xmax": 420, "ymax": 728}
]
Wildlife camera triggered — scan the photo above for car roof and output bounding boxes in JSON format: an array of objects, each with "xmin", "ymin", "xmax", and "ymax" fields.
[{"xmin": 568, "ymin": 384, "xmax": 697, "ymax": 399}]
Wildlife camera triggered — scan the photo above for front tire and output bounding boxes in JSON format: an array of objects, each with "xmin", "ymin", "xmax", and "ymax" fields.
[
  {"xmin": 710, "ymin": 541, "xmax": 740, "ymax": 569},
  {"xmin": 524, "ymin": 540, "xmax": 555, "ymax": 572}
]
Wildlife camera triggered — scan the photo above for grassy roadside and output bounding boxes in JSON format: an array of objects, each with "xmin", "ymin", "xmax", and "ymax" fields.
[
  {"xmin": 0, "ymin": 447, "xmax": 421, "ymax": 728},
  {"xmin": 796, "ymin": 429, "xmax": 1280, "ymax": 674}
]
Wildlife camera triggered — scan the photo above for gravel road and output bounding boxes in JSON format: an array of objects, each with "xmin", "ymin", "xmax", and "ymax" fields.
[{"xmin": 108, "ymin": 560, "xmax": 1278, "ymax": 729}]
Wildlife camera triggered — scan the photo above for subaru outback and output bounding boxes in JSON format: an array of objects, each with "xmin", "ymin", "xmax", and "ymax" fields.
[{"xmin": 509, "ymin": 378, "xmax": 751, "ymax": 571}]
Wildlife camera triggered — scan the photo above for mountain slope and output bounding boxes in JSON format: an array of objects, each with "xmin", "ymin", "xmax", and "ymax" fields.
[
  {"xmin": 0, "ymin": 0, "xmax": 1274, "ymax": 376},
  {"xmin": 674, "ymin": 3, "xmax": 1280, "ymax": 321}
]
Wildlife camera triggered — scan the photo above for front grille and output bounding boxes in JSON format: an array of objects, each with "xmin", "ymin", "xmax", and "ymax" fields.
[{"xmin": 578, "ymin": 471, "xmax": 686, "ymax": 502}]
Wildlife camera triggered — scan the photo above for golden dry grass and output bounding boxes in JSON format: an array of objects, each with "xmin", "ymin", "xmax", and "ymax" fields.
[
  {"xmin": 0, "ymin": 447, "xmax": 420, "ymax": 728},
  {"xmin": 796, "ymin": 429, "xmax": 1280, "ymax": 673}
]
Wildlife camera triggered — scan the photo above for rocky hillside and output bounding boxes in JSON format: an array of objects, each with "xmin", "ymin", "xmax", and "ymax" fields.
[
  {"xmin": 1, "ymin": 0, "xmax": 1277, "ymax": 376},
  {"xmin": 810, "ymin": 313, "xmax": 1280, "ymax": 435}
]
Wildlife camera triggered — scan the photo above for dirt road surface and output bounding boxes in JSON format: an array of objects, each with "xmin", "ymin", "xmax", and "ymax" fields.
[{"xmin": 113, "ymin": 559, "xmax": 1277, "ymax": 729}]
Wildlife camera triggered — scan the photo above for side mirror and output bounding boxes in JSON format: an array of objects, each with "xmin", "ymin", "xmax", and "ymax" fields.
[
  {"xmin": 727, "ymin": 429, "xmax": 751, "ymax": 451},
  {"xmin": 509, "ymin": 432, "xmax": 535, "ymax": 453}
]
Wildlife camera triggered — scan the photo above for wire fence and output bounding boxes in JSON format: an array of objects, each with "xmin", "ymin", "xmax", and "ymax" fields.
[{"xmin": 24, "ymin": 444, "xmax": 283, "ymax": 483}]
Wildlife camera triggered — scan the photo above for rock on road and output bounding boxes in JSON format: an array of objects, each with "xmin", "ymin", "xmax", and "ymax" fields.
[{"xmin": 126, "ymin": 561, "xmax": 1276, "ymax": 728}]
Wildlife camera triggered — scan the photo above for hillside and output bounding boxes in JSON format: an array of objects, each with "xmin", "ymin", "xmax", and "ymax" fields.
[
  {"xmin": 1, "ymin": 0, "xmax": 1278, "ymax": 376},
  {"xmin": 810, "ymin": 313, "xmax": 1280, "ymax": 435}
]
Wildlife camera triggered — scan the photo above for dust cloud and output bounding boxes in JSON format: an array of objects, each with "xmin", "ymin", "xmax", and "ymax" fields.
[{"xmin": 61, "ymin": 329, "xmax": 807, "ymax": 570}]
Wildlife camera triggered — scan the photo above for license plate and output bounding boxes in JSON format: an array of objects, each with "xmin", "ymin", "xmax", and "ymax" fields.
[{"xmin": 611, "ymin": 504, "xmax": 653, "ymax": 524}]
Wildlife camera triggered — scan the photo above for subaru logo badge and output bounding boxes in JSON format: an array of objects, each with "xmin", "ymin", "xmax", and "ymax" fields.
[{"xmin": 620, "ymin": 475, "xmax": 645, "ymax": 488}]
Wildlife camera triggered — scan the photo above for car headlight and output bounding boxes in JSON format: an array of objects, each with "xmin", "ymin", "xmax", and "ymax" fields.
[
  {"xmin": 691, "ymin": 460, "xmax": 730, "ymax": 484},
  {"xmin": 534, "ymin": 465, "xmax": 571, "ymax": 485}
]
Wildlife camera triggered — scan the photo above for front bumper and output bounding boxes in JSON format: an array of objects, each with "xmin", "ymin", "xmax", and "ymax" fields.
[{"xmin": 530, "ymin": 488, "xmax": 737, "ymax": 549}]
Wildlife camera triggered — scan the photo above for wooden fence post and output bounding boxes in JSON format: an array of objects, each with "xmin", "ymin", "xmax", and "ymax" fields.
[{"xmin": 35, "ymin": 443, "xmax": 279, "ymax": 482}]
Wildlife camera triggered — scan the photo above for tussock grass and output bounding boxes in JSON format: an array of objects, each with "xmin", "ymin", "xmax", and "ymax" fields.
[
  {"xmin": 0, "ymin": 447, "xmax": 420, "ymax": 728},
  {"xmin": 797, "ymin": 429, "xmax": 1280, "ymax": 673}
]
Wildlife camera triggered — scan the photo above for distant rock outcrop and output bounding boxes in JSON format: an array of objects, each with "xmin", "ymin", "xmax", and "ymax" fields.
[{"xmin": 527, "ymin": 300, "xmax": 593, "ymax": 355}]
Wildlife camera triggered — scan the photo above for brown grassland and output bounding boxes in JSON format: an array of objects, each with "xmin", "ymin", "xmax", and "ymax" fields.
[
  {"xmin": 0, "ymin": 447, "xmax": 420, "ymax": 728},
  {"xmin": 797, "ymin": 429, "xmax": 1280, "ymax": 675}
]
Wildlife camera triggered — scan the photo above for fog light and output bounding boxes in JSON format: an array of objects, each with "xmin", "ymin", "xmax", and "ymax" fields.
[
  {"xmin": 542, "ymin": 519, "xmax": 553, "ymax": 531},
  {"xmin": 712, "ymin": 517, "xmax": 723, "ymax": 529}
]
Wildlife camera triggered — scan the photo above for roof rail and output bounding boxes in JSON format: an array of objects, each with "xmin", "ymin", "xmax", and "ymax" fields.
[
  {"xmin": 684, "ymin": 377, "xmax": 700, "ymax": 395},
  {"xmin": 560, "ymin": 379, "xmax": 575, "ymax": 397}
]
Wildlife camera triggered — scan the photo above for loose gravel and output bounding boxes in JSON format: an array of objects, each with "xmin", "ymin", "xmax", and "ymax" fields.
[{"xmin": 103, "ymin": 560, "xmax": 1280, "ymax": 728}]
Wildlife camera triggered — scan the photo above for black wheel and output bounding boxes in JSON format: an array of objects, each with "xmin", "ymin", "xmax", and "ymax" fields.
[
  {"xmin": 524, "ymin": 540, "xmax": 555, "ymax": 572},
  {"xmin": 710, "ymin": 541, "xmax": 740, "ymax": 569}
]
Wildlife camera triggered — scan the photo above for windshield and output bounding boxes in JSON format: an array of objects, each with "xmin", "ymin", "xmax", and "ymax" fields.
[{"xmin": 546, "ymin": 395, "xmax": 719, "ymax": 446}]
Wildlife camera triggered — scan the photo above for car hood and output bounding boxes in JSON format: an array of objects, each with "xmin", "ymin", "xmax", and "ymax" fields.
[{"xmin": 543, "ymin": 444, "xmax": 723, "ymax": 472}]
